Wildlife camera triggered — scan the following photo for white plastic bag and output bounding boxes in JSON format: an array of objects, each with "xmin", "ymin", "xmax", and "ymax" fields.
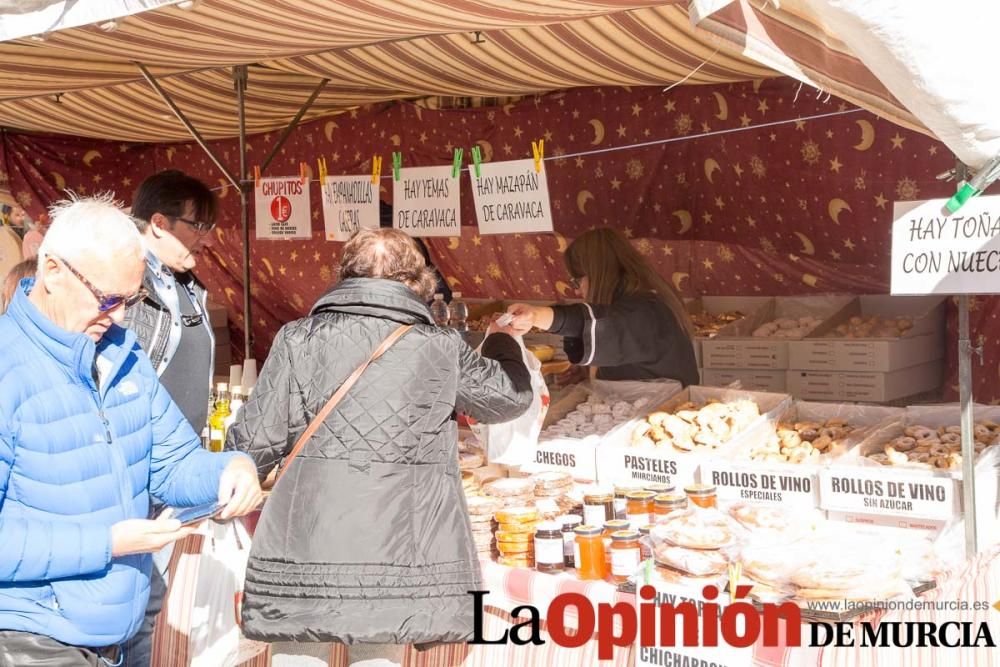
[{"xmin": 472, "ymin": 335, "xmax": 549, "ymax": 466}]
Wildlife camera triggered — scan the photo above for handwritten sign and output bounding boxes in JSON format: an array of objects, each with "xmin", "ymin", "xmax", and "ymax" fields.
[
  {"xmin": 891, "ymin": 196, "xmax": 1000, "ymax": 294},
  {"xmin": 321, "ymin": 176, "xmax": 379, "ymax": 242},
  {"xmin": 469, "ymin": 159, "xmax": 554, "ymax": 235},
  {"xmin": 392, "ymin": 165, "xmax": 460, "ymax": 237},
  {"xmin": 254, "ymin": 176, "xmax": 311, "ymax": 240}
]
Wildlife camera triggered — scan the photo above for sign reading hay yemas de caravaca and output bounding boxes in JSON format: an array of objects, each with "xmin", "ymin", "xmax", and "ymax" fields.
[
  {"xmin": 255, "ymin": 176, "xmax": 312, "ymax": 240},
  {"xmin": 891, "ymin": 196, "xmax": 1000, "ymax": 295},
  {"xmin": 392, "ymin": 165, "xmax": 461, "ymax": 237},
  {"xmin": 321, "ymin": 175, "xmax": 379, "ymax": 242},
  {"xmin": 470, "ymin": 159, "xmax": 554, "ymax": 235}
]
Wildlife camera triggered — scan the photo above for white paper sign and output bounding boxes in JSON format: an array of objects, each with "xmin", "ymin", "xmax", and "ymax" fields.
[
  {"xmin": 520, "ymin": 439, "xmax": 598, "ymax": 481},
  {"xmin": 819, "ymin": 467, "xmax": 958, "ymax": 521},
  {"xmin": 392, "ymin": 165, "xmax": 461, "ymax": 237},
  {"xmin": 595, "ymin": 445, "xmax": 701, "ymax": 488},
  {"xmin": 635, "ymin": 579, "xmax": 754, "ymax": 667},
  {"xmin": 702, "ymin": 461, "xmax": 820, "ymax": 507},
  {"xmin": 469, "ymin": 159, "xmax": 554, "ymax": 235},
  {"xmin": 254, "ymin": 176, "xmax": 311, "ymax": 240},
  {"xmin": 321, "ymin": 176, "xmax": 379, "ymax": 242},
  {"xmin": 891, "ymin": 196, "xmax": 1000, "ymax": 294}
]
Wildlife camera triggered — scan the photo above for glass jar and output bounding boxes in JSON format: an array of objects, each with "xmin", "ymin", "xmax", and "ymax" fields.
[
  {"xmin": 654, "ymin": 493, "xmax": 688, "ymax": 517},
  {"xmin": 644, "ymin": 482, "xmax": 676, "ymax": 496},
  {"xmin": 582, "ymin": 487, "xmax": 615, "ymax": 528},
  {"xmin": 613, "ymin": 481, "xmax": 645, "ymax": 520},
  {"xmin": 602, "ymin": 519, "xmax": 630, "ymax": 572},
  {"xmin": 534, "ymin": 521, "xmax": 565, "ymax": 573},
  {"xmin": 610, "ymin": 530, "xmax": 641, "ymax": 583},
  {"xmin": 638, "ymin": 524, "xmax": 654, "ymax": 560},
  {"xmin": 625, "ymin": 491, "xmax": 656, "ymax": 529},
  {"xmin": 557, "ymin": 514, "xmax": 582, "ymax": 568},
  {"xmin": 684, "ymin": 483, "xmax": 718, "ymax": 509},
  {"xmin": 574, "ymin": 525, "xmax": 607, "ymax": 581}
]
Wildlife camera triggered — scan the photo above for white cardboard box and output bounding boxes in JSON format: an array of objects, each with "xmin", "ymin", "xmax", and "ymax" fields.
[
  {"xmin": 700, "ymin": 368, "xmax": 787, "ymax": 393},
  {"xmin": 787, "ymin": 295, "xmax": 945, "ymax": 372},
  {"xmin": 785, "ymin": 360, "xmax": 943, "ymax": 403},
  {"xmin": 701, "ymin": 295, "xmax": 853, "ymax": 369},
  {"xmin": 596, "ymin": 386, "xmax": 792, "ymax": 487},
  {"xmin": 689, "ymin": 296, "xmax": 772, "ymax": 368}
]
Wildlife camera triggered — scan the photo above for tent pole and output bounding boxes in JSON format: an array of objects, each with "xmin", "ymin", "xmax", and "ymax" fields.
[
  {"xmin": 260, "ymin": 78, "xmax": 329, "ymax": 174},
  {"xmin": 234, "ymin": 65, "xmax": 252, "ymax": 361},
  {"xmin": 959, "ymin": 295, "xmax": 979, "ymax": 557},
  {"xmin": 136, "ymin": 62, "xmax": 240, "ymax": 190}
]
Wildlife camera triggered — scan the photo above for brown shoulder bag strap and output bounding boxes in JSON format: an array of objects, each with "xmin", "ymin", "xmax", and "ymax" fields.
[{"xmin": 275, "ymin": 324, "xmax": 413, "ymax": 484}]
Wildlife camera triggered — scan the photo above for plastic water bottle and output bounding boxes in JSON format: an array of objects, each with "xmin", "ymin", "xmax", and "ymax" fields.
[
  {"xmin": 451, "ymin": 292, "xmax": 469, "ymax": 332},
  {"xmin": 430, "ymin": 293, "xmax": 450, "ymax": 327}
]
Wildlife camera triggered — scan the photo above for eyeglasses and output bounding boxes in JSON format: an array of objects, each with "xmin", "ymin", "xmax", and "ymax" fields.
[
  {"xmin": 54, "ymin": 255, "xmax": 148, "ymax": 312},
  {"xmin": 170, "ymin": 215, "xmax": 215, "ymax": 235}
]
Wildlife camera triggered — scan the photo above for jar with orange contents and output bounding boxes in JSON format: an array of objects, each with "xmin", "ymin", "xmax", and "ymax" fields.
[
  {"xmin": 653, "ymin": 493, "xmax": 688, "ymax": 517},
  {"xmin": 602, "ymin": 519, "xmax": 630, "ymax": 572},
  {"xmin": 625, "ymin": 491, "xmax": 655, "ymax": 529},
  {"xmin": 573, "ymin": 525, "xmax": 606, "ymax": 581},
  {"xmin": 684, "ymin": 483, "xmax": 718, "ymax": 509},
  {"xmin": 609, "ymin": 530, "xmax": 641, "ymax": 584}
]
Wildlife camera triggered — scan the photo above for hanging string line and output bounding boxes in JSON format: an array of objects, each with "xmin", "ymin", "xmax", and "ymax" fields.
[{"xmin": 212, "ymin": 106, "xmax": 864, "ymax": 191}]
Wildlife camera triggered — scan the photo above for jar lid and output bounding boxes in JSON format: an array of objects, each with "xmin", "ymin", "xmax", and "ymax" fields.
[
  {"xmin": 638, "ymin": 524, "xmax": 655, "ymax": 535},
  {"xmin": 556, "ymin": 514, "xmax": 583, "ymax": 528},
  {"xmin": 625, "ymin": 490, "xmax": 656, "ymax": 501},
  {"xmin": 684, "ymin": 484, "xmax": 717, "ymax": 496},
  {"xmin": 612, "ymin": 530, "xmax": 640, "ymax": 541},
  {"xmin": 603, "ymin": 519, "xmax": 630, "ymax": 531},
  {"xmin": 644, "ymin": 483, "xmax": 676, "ymax": 494},
  {"xmin": 583, "ymin": 492, "xmax": 614, "ymax": 503},
  {"xmin": 535, "ymin": 520, "xmax": 561, "ymax": 532},
  {"xmin": 654, "ymin": 493, "xmax": 688, "ymax": 506},
  {"xmin": 574, "ymin": 524, "xmax": 603, "ymax": 537},
  {"xmin": 613, "ymin": 481, "xmax": 646, "ymax": 494}
]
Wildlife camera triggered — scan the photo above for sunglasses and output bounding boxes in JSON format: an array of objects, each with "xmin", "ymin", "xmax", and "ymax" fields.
[
  {"xmin": 55, "ymin": 255, "xmax": 148, "ymax": 312},
  {"xmin": 170, "ymin": 215, "xmax": 215, "ymax": 235}
]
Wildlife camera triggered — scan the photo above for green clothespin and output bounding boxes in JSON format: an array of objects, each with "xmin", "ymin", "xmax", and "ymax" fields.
[
  {"xmin": 452, "ymin": 147, "xmax": 464, "ymax": 178},
  {"xmin": 946, "ymin": 182, "xmax": 979, "ymax": 214},
  {"xmin": 471, "ymin": 146, "xmax": 482, "ymax": 178},
  {"xmin": 392, "ymin": 152, "xmax": 402, "ymax": 181}
]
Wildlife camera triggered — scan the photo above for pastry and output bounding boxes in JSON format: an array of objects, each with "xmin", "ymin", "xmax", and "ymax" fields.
[{"xmin": 654, "ymin": 544, "xmax": 728, "ymax": 576}]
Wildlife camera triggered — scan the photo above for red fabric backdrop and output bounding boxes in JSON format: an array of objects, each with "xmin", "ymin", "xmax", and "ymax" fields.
[{"xmin": 1, "ymin": 77, "xmax": 995, "ymax": 401}]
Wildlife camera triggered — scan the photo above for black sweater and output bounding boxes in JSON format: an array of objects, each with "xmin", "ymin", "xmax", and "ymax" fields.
[{"xmin": 549, "ymin": 294, "xmax": 700, "ymax": 386}]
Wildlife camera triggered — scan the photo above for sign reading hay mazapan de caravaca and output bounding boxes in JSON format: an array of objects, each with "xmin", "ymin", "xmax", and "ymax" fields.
[
  {"xmin": 254, "ymin": 176, "xmax": 312, "ymax": 240},
  {"xmin": 470, "ymin": 158, "xmax": 554, "ymax": 235},
  {"xmin": 891, "ymin": 196, "xmax": 1000, "ymax": 294},
  {"xmin": 392, "ymin": 165, "xmax": 461, "ymax": 237},
  {"xmin": 321, "ymin": 175, "xmax": 379, "ymax": 242}
]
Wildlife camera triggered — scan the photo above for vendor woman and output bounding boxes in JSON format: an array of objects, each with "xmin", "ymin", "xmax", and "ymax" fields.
[{"xmin": 507, "ymin": 227, "xmax": 699, "ymax": 386}]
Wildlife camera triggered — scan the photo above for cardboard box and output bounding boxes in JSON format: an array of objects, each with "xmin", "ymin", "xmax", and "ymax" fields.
[
  {"xmin": 700, "ymin": 368, "xmax": 787, "ymax": 393},
  {"xmin": 596, "ymin": 386, "xmax": 792, "ymax": 488},
  {"xmin": 785, "ymin": 360, "xmax": 943, "ymax": 403},
  {"xmin": 788, "ymin": 295, "xmax": 945, "ymax": 372},
  {"xmin": 689, "ymin": 296, "xmax": 772, "ymax": 367},
  {"xmin": 701, "ymin": 295, "xmax": 853, "ymax": 370},
  {"xmin": 701, "ymin": 402, "xmax": 904, "ymax": 509}
]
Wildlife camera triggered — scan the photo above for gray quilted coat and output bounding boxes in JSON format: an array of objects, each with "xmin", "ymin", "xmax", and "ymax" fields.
[{"xmin": 225, "ymin": 278, "xmax": 532, "ymax": 645}]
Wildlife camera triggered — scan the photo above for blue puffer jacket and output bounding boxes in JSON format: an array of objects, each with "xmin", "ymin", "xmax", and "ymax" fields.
[{"xmin": 0, "ymin": 280, "xmax": 246, "ymax": 647}]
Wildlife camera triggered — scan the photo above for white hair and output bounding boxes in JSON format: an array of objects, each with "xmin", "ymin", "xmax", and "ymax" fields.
[{"xmin": 37, "ymin": 193, "xmax": 144, "ymax": 269}]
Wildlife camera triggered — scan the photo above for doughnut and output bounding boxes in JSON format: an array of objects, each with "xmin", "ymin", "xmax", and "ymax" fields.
[
  {"xmin": 812, "ymin": 435, "xmax": 833, "ymax": 453},
  {"xmin": 905, "ymin": 426, "xmax": 935, "ymax": 440},
  {"xmin": 940, "ymin": 433, "xmax": 961, "ymax": 445},
  {"xmin": 891, "ymin": 436, "xmax": 917, "ymax": 452}
]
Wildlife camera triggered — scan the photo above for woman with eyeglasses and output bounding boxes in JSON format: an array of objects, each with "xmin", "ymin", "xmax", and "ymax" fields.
[{"xmin": 506, "ymin": 227, "xmax": 699, "ymax": 387}]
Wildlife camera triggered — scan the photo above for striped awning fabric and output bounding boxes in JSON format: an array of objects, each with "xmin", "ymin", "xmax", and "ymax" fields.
[{"xmin": 0, "ymin": 0, "xmax": 780, "ymax": 142}]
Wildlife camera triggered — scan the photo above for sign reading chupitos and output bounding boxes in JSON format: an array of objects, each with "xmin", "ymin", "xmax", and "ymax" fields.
[
  {"xmin": 470, "ymin": 158, "xmax": 554, "ymax": 235},
  {"xmin": 321, "ymin": 175, "xmax": 379, "ymax": 242},
  {"xmin": 392, "ymin": 165, "xmax": 461, "ymax": 237},
  {"xmin": 891, "ymin": 196, "xmax": 1000, "ymax": 295},
  {"xmin": 255, "ymin": 176, "xmax": 312, "ymax": 240}
]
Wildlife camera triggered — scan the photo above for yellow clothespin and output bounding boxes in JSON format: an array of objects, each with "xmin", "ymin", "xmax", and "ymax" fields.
[
  {"xmin": 371, "ymin": 155, "xmax": 383, "ymax": 185},
  {"xmin": 317, "ymin": 157, "xmax": 328, "ymax": 183},
  {"xmin": 253, "ymin": 165, "xmax": 261, "ymax": 189},
  {"xmin": 531, "ymin": 139, "xmax": 544, "ymax": 173}
]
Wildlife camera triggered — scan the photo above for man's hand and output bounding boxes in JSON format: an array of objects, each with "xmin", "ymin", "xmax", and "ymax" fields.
[
  {"xmin": 217, "ymin": 456, "xmax": 263, "ymax": 520},
  {"xmin": 111, "ymin": 512, "xmax": 195, "ymax": 558}
]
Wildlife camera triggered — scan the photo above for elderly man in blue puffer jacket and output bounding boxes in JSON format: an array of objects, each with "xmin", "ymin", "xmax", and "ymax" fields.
[{"xmin": 0, "ymin": 196, "xmax": 262, "ymax": 666}]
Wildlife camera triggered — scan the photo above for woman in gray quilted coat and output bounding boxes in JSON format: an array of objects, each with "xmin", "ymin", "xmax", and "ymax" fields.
[{"xmin": 225, "ymin": 228, "xmax": 532, "ymax": 666}]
